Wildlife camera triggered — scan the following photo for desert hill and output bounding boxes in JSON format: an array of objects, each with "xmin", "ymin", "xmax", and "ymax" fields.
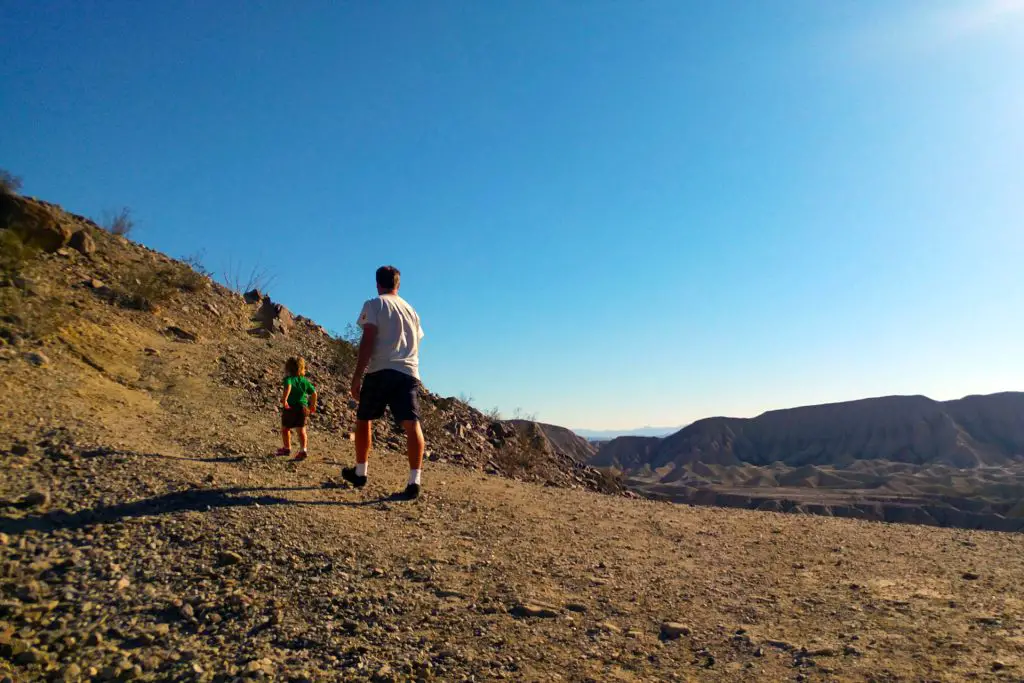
[
  {"xmin": 505, "ymin": 420, "xmax": 597, "ymax": 462},
  {"xmin": 2, "ymin": 189, "xmax": 1024, "ymax": 681},
  {"xmin": 593, "ymin": 394, "xmax": 1024, "ymax": 531}
]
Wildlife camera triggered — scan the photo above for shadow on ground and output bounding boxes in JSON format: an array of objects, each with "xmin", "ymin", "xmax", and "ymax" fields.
[{"xmin": 0, "ymin": 485, "xmax": 405, "ymax": 536}]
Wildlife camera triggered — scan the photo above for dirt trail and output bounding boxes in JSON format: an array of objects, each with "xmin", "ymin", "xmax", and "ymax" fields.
[{"xmin": 3, "ymin": 421, "xmax": 1024, "ymax": 681}]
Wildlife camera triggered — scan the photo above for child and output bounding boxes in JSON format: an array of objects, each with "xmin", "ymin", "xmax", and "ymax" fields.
[{"xmin": 278, "ymin": 356, "xmax": 318, "ymax": 460}]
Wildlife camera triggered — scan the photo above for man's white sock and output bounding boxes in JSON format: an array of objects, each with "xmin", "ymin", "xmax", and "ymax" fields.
[
  {"xmin": 356, "ymin": 462, "xmax": 367, "ymax": 477},
  {"xmin": 408, "ymin": 469, "xmax": 421, "ymax": 485}
]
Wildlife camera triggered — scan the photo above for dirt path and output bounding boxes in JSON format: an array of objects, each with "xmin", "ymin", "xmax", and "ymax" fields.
[{"xmin": 3, "ymin": 428, "xmax": 1023, "ymax": 681}]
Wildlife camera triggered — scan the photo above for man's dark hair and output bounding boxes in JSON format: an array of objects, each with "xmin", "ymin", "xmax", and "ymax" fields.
[{"xmin": 376, "ymin": 265, "xmax": 400, "ymax": 291}]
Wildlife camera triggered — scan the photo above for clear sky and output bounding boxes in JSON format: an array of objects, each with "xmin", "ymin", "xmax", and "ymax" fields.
[{"xmin": 2, "ymin": 1, "xmax": 1022, "ymax": 430}]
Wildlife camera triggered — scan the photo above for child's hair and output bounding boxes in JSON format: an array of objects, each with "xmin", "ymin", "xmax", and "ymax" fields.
[{"xmin": 285, "ymin": 357, "xmax": 306, "ymax": 377}]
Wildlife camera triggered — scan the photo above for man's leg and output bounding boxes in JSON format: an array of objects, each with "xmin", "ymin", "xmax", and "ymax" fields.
[
  {"xmin": 355, "ymin": 419, "xmax": 372, "ymax": 477},
  {"xmin": 403, "ymin": 420, "xmax": 424, "ymax": 474}
]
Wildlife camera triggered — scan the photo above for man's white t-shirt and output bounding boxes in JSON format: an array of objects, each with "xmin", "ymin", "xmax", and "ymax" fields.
[{"xmin": 357, "ymin": 294, "xmax": 424, "ymax": 379}]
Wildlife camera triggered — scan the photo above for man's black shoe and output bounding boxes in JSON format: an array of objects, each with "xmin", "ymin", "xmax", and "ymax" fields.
[
  {"xmin": 341, "ymin": 467, "xmax": 367, "ymax": 488},
  {"xmin": 400, "ymin": 483, "xmax": 421, "ymax": 500}
]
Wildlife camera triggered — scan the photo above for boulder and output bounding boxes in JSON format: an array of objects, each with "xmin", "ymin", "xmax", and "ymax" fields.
[
  {"xmin": 0, "ymin": 194, "xmax": 72, "ymax": 252},
  {"xmin": 69, "ymin": 230, "xmax": 96, "ymax": 256},
  {"xmin": 243, "ymin": 289, "xmax": 263, "ymax": 304},
  {"xmin": 252, "ymin": 296, "xmax": 293, "ymax": 335}
]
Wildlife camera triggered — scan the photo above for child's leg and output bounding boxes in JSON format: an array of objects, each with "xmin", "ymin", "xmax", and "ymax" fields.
[
  {"xmin": 281, "ymin": 427, "xmax": 291, "ymax": 450},
  {"xmin": 299, "ymin": 427, "xmax": 308, "ymax": 452}
]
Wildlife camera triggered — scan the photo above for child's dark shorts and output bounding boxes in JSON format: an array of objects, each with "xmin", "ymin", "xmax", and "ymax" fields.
[
  {"xmin": 357, "ymin": 369, "xmax": 420, "ymax": 423},
  {"xmin": 281, "ymin": 406, "xmax": 309, "ymax": 430}
]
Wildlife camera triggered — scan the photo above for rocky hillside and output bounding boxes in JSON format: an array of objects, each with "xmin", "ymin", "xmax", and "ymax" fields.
[
  {"xmin": 593, "ymin": 394, "xmax": 1024, "ymax": 531},
  {"xmin": 505, "ymin": 420, "xmax": 597, "ymax": 462},
  {"xmin": 0, "ymin": 191, "xmax": 621, "ymax": 497},
  {"xmin": 3, "ymin": 189, "xmax": 1024, "ymax": 681}
]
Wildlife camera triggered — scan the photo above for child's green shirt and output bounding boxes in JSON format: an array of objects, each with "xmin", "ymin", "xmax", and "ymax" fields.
[{"xmin": 283, "ymin": 376, "xmax": 316, "ymax": 408}]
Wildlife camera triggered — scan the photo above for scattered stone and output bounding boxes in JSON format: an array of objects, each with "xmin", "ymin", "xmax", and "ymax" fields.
[
  {"xmin": 660, "ymin": 622, "xmax": 691, "ymax": 640},
  {"xmin": 596, "ymin": 621, "xmax": 621, "ymax": 634},
  {"xmin": 18, "ymin": 489, "xmax": 50, "ymax": 508},
  {"xmin": 10, "ymin": 442, "xmax": 30, "ymax": 456},
  {"xmin": 115, "ymin": 576, "xmax": 131, "ymax": 591},
  {"xmin": 87, "ymin": 278, "xmax": 105, "ymax": 289},
  {"xmin": 510, "ymin": 603, "xmax": 559, "ymax": 619},
  {"xmin": 217, "ymin": 550, "xmax": 244, "ymax": 567},
  {"xmin": 204, "ymin": 302, "xmax": 220, "ymax": 316},
  {"xmin": 564, "ymin": 603, "xmax": 588, "ymax": 613},
  {"xmin": 144, "ymin": 347, "xmax": 160, "ymax": 356},
  {"xmin": 61, "ymin": 663, "xmax": 82, "ymax": 681},
  {"xmin": 14, "ymin": 647, "xmax": 48, "ymax": 664},
  {"xmin": 25, "ymin": 351, "xmax": 50, "ymax": 367},
  {"xmin": 243, "ymin": 289, "xmax": 263, "ymax": 304},
  {"xmin": 165, "ymin": 326, "xmax": 198, "ymax": 343},
  {"xmin": 962, "ymin": 572, "xmax": 981, "ymax": 581},
  {"xmin": 69, "ymin": 229, "xmax": 96, "ymax": 256},
  {"xmin": 992, "ymin": 661, "xmax": 1006, "ymax": 671}
]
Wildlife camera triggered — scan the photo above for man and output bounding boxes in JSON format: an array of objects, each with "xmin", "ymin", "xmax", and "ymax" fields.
[{"xmin": 343, "ymin": 265, "xmax": 426, "ymax": 499}]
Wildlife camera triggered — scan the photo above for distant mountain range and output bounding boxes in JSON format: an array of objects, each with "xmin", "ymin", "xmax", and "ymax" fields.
[
  {"xmin": 572, "ymin": 426, "xmax": 684, "ymax": 441},
  {"xmin": 589, "ymin": 392, "xmax": 1024, "ymax": 532}
]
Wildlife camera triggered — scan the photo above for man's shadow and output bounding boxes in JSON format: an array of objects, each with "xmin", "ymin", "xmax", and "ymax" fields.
[{"xmin": 0, "ymin": 485, "xmax": 404, "ymax": 536}]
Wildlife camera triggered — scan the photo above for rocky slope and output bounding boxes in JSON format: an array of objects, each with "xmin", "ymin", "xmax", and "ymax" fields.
[
  {"xmin": 505, "ymin": 421, "xmax": 597, "ymax": 463},
  {"xmin": 0, "ymin": 191, "xmax": 621, "ymax": 497},
  {"xmin": 593, "ymin": 394, "xmax": 1024, "ymax": 531},
  {"xmin": 3, "ymin": 190, "xmax": 1024, "ymax": 681}
]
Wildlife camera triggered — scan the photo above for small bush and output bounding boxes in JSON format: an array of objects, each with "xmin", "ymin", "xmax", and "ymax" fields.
[
  {"xmin": 0, "ymin": 289, "xmax": 69, "ymax": 341},
  {"xmin": 176, "ymin": 253, "xmax": 212, "ymax": 293},
  {"xmin": 119, "ymin": 264, "xmax": 177, "ymax": 312},
  {"xmin": 493, "ymin": 446, "xmax": 541, "ymax": 476},
  {"xmin": 103, "ymin": 207, "xmax": 135, "ymax": 236},
  {"xmin": 329, "ymin": 323, "xmax": 362, "ymax": 376},
  {"xmin": 0, "ymin": 230, "xmax": 40, "ymax": 280},
  {"xmin": 512, "ymin": 407, "xmax": 538, "ymax": 421},
  {"xmin": 486, "ymin": 406, "xmax": 503, "ymax": 421},
  {"xmin": 458, "ymin": 392, "xmax": 475, "ymax": 407},
  {"xmin": 221, "ymin": 258, "xmax": 275, "ymax": 295},
  {"xmin": 0, "ymin": 170, "xmax": 23, "ymax": 195}
]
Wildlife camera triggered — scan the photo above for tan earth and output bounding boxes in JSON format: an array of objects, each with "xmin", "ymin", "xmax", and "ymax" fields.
[{"xmin": 1, "ymin": 194, "xmax": 1023, "ymax": 681}]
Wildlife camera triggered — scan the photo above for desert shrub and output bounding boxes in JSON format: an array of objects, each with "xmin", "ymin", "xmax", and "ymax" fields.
[
  {"xmin": 103, "ymin": 207, "xmax": 135, "ymax": 236},
  {"xmin": 221, "ymin": 258, "xmax": 275, "ymax": 295},
  {"xmin": 329, "ymin": 323, "xmax": 362, "ymax": 376},
  {"xmin": 176, "ymin": 253, "xmax": 212, "ymax": 293},
  {"xmin": 512, "ymin": 407, "xmax": 538, "ymax": 421},
  {"xmin": 0, "ymin": 289, "xmax": 70, "ymax": 341},
  {"xmin": 0, "ymin": 230, "xmax": 39, "ymax": 281},
  {"xmin": 592, "ymin": 467, "xmax": 626, "ymax": 494},
  {"xmin": 485, "ymin": 406, "xmax": 503, "ymax": 421},
  {"xmin": 119, "ymin": 264, "xmax": 177, "ymax": 312},
  {"xmin": 458, "ymin": 392, "xmax": 474, "ymax": 407},
  {"xmin": 0, "ymin": 170, "xmax": 22, "ymax": 195},
  {"xmin": 493, "ymin": 446, "xmax": 542, "ymax": 477}
]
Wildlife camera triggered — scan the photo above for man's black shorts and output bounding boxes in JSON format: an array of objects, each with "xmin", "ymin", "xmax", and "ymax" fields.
[{"xmin": 357, "ymin": 370, "xmax": 420, "ymax": 423}]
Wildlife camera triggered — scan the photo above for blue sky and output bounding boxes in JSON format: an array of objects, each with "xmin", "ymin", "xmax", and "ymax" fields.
[{"xmin": 3, "ymin": 1, "xmax": 1022, "ymax": 430}]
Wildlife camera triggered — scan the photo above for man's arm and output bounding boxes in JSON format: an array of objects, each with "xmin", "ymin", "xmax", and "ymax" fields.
[{"xmin": 350, "ymin": 324, "xmax": 377, "ymax": 400}]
